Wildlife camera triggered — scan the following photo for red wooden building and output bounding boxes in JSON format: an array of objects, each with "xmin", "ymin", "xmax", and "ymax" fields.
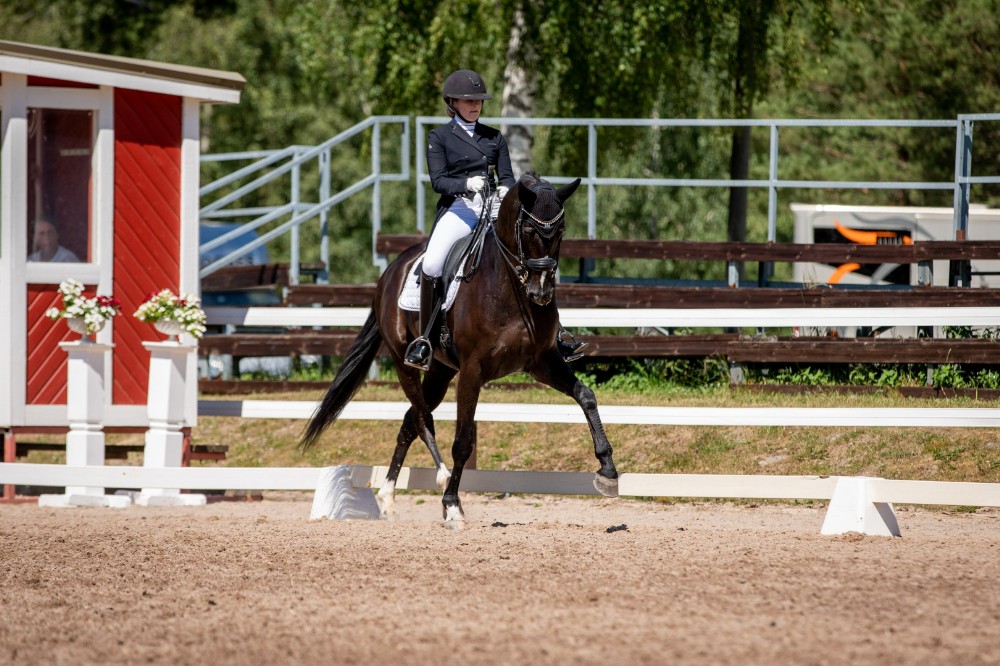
[{"xmin": 0, "ymin": 40, "xmax": 244, "ymax": 431}]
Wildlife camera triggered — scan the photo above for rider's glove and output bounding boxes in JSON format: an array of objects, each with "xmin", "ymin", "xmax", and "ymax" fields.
[
  {"xmin": 497, "ymin": 185, "xmax": 509, "ymax": 200},
  {"xmin": 465, "ymin": 176, "xmax": 486, "ymax": 193}
]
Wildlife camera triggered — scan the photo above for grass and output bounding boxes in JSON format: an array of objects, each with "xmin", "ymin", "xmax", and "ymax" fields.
[{"xmin": 186, "ymin": 383, "xmax": 1000, "ymax": 485}]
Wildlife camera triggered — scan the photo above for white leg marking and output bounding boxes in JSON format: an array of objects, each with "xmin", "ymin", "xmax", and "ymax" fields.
[
  {"xmin": 443, "ymin": 503, "xmax": 465, "ymax": 529},
  {"xmin": 436, "ymin": 462, "xmax": 452, "ymax": 490},
  {"xmin": 376, "ymin": 480, "xmax": 397, "ymax": 519}
]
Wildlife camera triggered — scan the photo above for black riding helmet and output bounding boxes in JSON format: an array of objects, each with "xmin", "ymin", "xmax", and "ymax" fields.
[{"xmin": 442, "ymin": 69, "xmax": 493, "ymax": 102}]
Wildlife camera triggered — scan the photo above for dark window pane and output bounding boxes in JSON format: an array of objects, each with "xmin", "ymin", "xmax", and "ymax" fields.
[{"xmin": 27, "ymin": 108, "xmax": 92, "ymax": 263}]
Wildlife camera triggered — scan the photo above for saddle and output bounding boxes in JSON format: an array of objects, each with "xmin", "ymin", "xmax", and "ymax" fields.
[{"xmin": 397, "ymin": 224, "xmax": 488, "ymax": 313}]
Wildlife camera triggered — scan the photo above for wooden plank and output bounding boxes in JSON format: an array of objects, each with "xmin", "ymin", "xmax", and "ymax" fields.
[
  {"xmin": 195, "ymin": 330, "xmax": 996, "ymax": 363},
  {"xmin": 375, "ymin": 234, "xmax": 1000, "ymax": 262},
  {"xmin": 619, "ymin": 473, "xmax": 838, "ymax": 500},
  {"xmin": 555, "ymin": 285, "xmax": 1000, "ymax": 309},
  {"xmin": 202, "ymin": 262, "xmax": 326, "ymax": 291},
  {"xmin": 284, "ymin": 283, "xmax": 1000, "ymax": 309},
  {"xmin": 286, "ymin": 284, "xmax": 377, "ymax": 306},
  {"xmin": 199, "ymin": 331, "xmax": 369, "ymax": 356},
  {"xmin": 726, "ymin": 338, "xmax": 1000, "ymax": 364},
  {"xmin": 4, "ymin": 462, "xmax": 995, "ymax": 507},
  {"xmin": 868, "ymin": 479, "xmax": 1000, "ymax": 507},
  {"xmin": 585, "ymin": 334, "xmax": 737, "ymax": 357}
]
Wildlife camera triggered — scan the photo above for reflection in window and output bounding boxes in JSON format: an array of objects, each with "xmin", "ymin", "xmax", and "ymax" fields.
[{"xmin": 27, "ymin": 108, "xmax": 92, "ymax": 263}]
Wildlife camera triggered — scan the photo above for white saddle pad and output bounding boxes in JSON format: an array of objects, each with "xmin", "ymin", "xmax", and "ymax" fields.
[{"xmin": 398, "ymin": 254, "xmax": 464, "ymax": 312}]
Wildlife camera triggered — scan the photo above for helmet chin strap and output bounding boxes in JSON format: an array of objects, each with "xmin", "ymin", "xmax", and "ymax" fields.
[{"xmin": 447, "ymin": 99, "xmax": 478, "ymax": 124}]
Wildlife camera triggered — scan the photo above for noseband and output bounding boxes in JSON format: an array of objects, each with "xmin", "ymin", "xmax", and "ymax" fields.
[{"xmin": 496, "ymin": 204, "xmax": 565, "ymax": 291}]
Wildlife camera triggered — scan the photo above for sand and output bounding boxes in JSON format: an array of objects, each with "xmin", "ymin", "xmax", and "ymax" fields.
[{"xmin": 2, "ymin": 493, "xmax": 999, "ymax": 665}]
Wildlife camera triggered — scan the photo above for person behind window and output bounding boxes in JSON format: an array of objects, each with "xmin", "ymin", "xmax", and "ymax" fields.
[{"xmin": 28, "ymin": 218, "xmax": 80, "ymax": 262}]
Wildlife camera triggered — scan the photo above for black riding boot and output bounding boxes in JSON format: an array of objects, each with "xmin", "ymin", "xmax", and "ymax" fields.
[
  {"xmin": 404, "ymin": 271, "xmax": 440, "ymax": 371},
  {"xmin": 556, "ymin": 325, "xmax": 588, "ymax": 362}
]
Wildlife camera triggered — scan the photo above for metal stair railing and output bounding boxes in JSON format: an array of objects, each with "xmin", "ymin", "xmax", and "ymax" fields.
[{"xmin": 199, "ymin": 115, "xmax": 410, "ymax": 282}]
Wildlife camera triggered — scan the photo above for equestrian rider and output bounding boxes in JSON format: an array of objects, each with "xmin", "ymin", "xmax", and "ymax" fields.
[{"xmin": 403, "ymin": 69, "xmax": 587, "ymax": 370}]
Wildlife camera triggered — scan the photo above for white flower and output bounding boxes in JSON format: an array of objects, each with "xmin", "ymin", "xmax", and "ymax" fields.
[
  {"xmin": 133, "ymin": 289, "xmax": 207, "ymax": 339},
  {"xmin": 45, "ymin": 280, "xmax": 121, "ymax": 335}
]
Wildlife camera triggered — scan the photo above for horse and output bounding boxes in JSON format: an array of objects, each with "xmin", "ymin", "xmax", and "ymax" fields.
[{"xmin": 300, "ymin": 172, "xmax": 619, "ymax": 528}]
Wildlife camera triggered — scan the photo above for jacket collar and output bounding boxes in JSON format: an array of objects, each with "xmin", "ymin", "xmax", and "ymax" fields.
[{"xmin": 450, "ymin": 121, "xmax": 487, "ymax": 156}]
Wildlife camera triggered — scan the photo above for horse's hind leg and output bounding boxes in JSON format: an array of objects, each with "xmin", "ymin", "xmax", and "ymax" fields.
[
  {"xmin": 378, "ymin": 362, "xmax": 455, "ymax": 518},
  {"xmin": 530, "ymin": 355, "xmax": 619, "ymax": 497},
  {"xmin": 377, "ymin": 408, "xmax": 419, "ymax": 519}
]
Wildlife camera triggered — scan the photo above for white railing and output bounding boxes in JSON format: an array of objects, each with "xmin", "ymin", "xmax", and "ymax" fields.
[
  {"xmin": 204, "ymin": 305, "xmax": 1000, "ymax": 329},
  {"xmin": 199, "ymin": 115, "xmax": 410, "ymax": 279}
]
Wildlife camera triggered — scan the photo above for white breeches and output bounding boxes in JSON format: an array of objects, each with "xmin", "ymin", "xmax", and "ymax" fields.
[{"xmin": 423, "ymin": 193, "xmax": 498, "ymax": 278}]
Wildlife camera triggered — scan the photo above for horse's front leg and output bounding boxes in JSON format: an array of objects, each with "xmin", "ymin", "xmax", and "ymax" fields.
[
  {"xmin": 531, "ymin": 353, "xmax": 619, "ymax": 497},
  {"xmin": 441, "ymin": 373, "xmax": 482, "ymax": 529}
]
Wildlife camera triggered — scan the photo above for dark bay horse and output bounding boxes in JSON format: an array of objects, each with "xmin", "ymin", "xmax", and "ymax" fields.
[{"xmin": 301, "ymin": 172, "xmax": 618, "ymax": 528}]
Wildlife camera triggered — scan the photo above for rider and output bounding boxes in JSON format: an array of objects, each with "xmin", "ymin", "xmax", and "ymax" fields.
[{"xmin": 403, "ymin": 69, "xmax": 587, "ymax": 370}]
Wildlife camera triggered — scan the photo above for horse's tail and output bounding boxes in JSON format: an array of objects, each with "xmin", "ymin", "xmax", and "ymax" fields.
[{"xmin": 300, "ymin": 310, "xmax": 381, "ymax": 450}]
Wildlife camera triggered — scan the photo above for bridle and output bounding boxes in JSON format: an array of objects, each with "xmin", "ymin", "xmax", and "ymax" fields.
[{"xmin": 495, "ymin": 201, "xmax": 566, "ymax": 291}]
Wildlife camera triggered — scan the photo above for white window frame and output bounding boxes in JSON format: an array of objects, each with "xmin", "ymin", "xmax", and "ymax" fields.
[
  {"xmin": 23, "ymin": 85, "xmax": 114, "ymax": 287},
  {"xmin": 1, "ymin": 77, "xmax": 115, "ymax": 425}
]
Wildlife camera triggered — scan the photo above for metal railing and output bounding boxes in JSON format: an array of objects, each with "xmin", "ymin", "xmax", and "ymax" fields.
[
  {"xmin": 199, "ymin": 115, "xmax": 410, "ymax": 281},
  {"xmin": 200, "ymin": 113, "xmax": 998, "ymax": 285}
]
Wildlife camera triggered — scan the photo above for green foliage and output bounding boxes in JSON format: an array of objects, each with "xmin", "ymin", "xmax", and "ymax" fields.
[
  {"xmin": 5, "ymin": 0, "xmax": 1000, "ymax": 281},
  {"xmin": 587, "ymin": 357, "xmax": 729, "ymax": 392}
]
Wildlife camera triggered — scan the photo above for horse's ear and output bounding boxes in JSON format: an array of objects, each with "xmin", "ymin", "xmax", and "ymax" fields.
[{"xmin": 555, "ymin": 178, "xmax": 582, "ymax": 204}]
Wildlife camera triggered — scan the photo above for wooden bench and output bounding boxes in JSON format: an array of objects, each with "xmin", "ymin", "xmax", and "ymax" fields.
[
  {"xmin": 198, "ymin": 303, "xmax": 1000, "ymax": 368},
  {"xmin": 199, "ymin": 237, "xmax": 1000, "ymax": 379}
]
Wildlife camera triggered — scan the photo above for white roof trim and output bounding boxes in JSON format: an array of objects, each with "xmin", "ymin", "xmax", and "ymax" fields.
[{"xmin": 0, "ymin": 54, "xmax": 241, "ymax": 104}]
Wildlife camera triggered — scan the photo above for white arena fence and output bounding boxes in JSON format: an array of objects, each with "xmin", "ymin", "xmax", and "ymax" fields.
[
  {"xmin": 3, "ymin": 304, "xmax": 998, "ymax": 536},
  {"xmin": 1, "ymin": 462, "xmax": 998, "ymax": 536},
  {"xmin": 199, "ymin": 305, "xmax": 1000, "ymax": 525},
  {"xmin": 204, "ymin": 305, "xmax": 1000, "ymax": 329},
  {"xmin": 2, "ymin": 463, "xmax": 998, "ymax": 508}
]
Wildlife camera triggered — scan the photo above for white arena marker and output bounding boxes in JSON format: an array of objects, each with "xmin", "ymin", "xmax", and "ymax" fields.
[
  {"xmin": 310, "ymin": 466, "xmax": 381, "ymax": 520},
  {"xmin": 821, "ymin": 477, "xmax": 900, "ymax": 537}
]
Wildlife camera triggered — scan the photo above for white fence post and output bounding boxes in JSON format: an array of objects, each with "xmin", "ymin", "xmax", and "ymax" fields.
[
  {"xmin": 39, "ymin": 340, "xmax": 130, "ymax": 508},
  {"xmin": 136, "ymin": 341, "xmax": 205, "ymax": 506}
]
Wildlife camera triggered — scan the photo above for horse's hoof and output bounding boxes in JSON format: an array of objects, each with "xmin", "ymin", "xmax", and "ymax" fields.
[
  {"xmin": 593, "ymin": 473, "xmax": 619, "ymax": 498},
  {"xmin": 443, "ymin": 503, "xmax": 465, "ymax": 527},
  {"xmin": 375, "ymin": 493, "xmax": 396, "ymax": 518}
]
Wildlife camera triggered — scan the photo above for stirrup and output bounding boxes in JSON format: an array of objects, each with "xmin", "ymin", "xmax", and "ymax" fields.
[
  {"xmin": 404, "ymin": 336, "xmax": 432, "ymax": 371},
  {"xmin": 557, "ymin": 330, "xmax": 588, "ymax": 362}
]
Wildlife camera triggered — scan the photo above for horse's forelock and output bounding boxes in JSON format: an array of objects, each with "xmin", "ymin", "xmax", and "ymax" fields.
[{"xmin": 515, "ymin": 173, "xmax": 561, "ymax": 222}]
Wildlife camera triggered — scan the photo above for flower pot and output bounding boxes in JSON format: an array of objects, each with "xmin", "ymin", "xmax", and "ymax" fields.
[
  {"xmin": 153, "ymin": 319, "xmax": 185, "ymax": 341},
  {"xmin": 66, "ymin": 317, "xmax": 103, "ymax": 340}
]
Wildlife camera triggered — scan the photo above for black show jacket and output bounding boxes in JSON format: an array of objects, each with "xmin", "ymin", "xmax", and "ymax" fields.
[{"xmin": 426, "ymin": 120, "xmax": 516, "ymax": 216}]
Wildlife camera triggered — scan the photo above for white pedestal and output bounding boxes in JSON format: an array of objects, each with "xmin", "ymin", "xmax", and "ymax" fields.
[
  {"xmin": 138, "ymin": 341, "xmax": 205, "ymax": 505},
  {"xmin": 310, "ymin": 466, "xmax": 381, "ymax": 520},
  {"xmin": 39, "ymin": 341, "xmax": 130, "ymax": 508},
  {"xmin": 821, "ymin": 477, "xmax": 901, "ymax": 537}
]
